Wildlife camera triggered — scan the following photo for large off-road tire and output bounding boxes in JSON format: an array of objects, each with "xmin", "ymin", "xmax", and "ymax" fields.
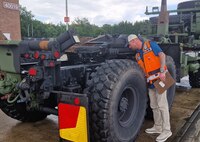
[
  {"xmin": 0, "ymin": 100, "xmax": 48, "ymax": 122},
  {"xmin": 177, "ymin": 1, "xmax": 198, "ymax": 15},
  {"xmin": 177, "ymin": 1, "xmax": 197, "ymax": 10},
  {"xmin": 150, "ymin": 14, "xmax": 190, "ymax": 25},
  {"xmin": 0, "ymin": 92, "xmax": 57, "ymax": 122},
  {"xmin": 189, "ymin": 68, "xmax": 200, "ymax": 88},
  {"xmin": 146, "ymin": 56, "xmax": 176, "ymax": 119},
  {"xmin": 166, "ymin": 56, "xmax": 176, "ymax": 107},
  {"xmin": 86, "ymin": 59, "xmax": 147, "ymax": 142}
]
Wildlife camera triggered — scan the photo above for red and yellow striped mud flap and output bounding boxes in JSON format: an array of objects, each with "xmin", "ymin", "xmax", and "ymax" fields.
[{"xmin": 57, "ymin": 92, "xmax": 89, "ymax": 142}]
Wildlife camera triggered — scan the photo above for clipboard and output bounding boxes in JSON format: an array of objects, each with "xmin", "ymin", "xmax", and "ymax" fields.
[{"xmin": 153, "ymin": 71, "xmax": 176, "ymax": 94}]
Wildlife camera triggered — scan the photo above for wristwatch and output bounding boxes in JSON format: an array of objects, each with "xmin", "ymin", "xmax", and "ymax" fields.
[{"xmin": 160, "ymin": 68, "xmax": 165, "ymax": 73}]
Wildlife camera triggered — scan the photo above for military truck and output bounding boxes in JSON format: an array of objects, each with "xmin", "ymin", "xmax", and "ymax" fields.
[
  {"xmin": 0, "ymin": 29, "xmax": 176, "ymax": 141},
  {"xmin": 3, "ymin": 0, "xmax": 199, "ymax": 141},
  {"xmin": 145, "ymin": 0, "xmax": 200, "ymax": 87}
]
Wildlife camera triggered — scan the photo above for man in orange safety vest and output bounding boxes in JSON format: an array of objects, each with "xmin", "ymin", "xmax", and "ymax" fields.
[{"xmin": 128, "ymin": 34, "xmax": 172, "ymax": 142}]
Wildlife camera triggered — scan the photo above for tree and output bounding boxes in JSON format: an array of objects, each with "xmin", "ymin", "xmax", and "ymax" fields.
[
  {"xmin": 20, "ymin": 6, "xmax": 34, "ymax": 37},
  {"xmin": 20, "ymin": 6, "xmax": 151, "ymax": 38},
  {"xmin": 102, "ymin": 24, "xmax": 113, "ymax": 34},
  {"xmin": 70, "ymin": 18, "xmax": 103, "ymax": 37},
  {"xmin": 20, "ymin": 6, "xmax": 66, "ymax": 38},
  {"xmin": 133, "ymin": 21, "xmax": 151, "ymax": 35}
]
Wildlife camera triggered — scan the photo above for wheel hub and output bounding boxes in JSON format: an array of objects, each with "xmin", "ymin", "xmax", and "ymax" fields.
[
  {"xmin": 118, "ymin": 87, "xmax": 137, "ymax": 127},
  {"xmin": 119, "ymin": 97, "xmax": 128, "ymax": 112}
]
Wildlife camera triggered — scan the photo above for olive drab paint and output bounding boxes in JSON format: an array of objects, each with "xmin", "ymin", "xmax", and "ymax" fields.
[{"xmin": 0, "ymin": 41, "xmax": 21, "ymax": 97}]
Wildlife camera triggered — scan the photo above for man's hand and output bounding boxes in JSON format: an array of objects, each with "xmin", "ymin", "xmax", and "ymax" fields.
[{"xmin": 159, "ymin": 72, "xmax": 166, "ymax": 81}]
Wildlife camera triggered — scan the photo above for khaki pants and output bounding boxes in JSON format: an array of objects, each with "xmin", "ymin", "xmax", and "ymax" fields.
[{"xmin": 149, "ymin": 88, "xmax": 171, "ymax": 131}]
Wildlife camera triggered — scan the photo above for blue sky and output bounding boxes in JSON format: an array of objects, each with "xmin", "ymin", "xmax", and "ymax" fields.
[{"xmin": 19, "ymin": 0, "xmax": 186, "ymax": 26}]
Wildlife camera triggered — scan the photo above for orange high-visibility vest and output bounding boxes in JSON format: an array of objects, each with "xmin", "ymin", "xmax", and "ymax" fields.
[{"xmin": 135, "ymin": 41, "xmax": 166, "ymax": 84}]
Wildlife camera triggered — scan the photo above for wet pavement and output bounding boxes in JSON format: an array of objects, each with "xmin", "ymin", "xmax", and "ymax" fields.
[{"xmin": 0, "ymin": 86, "xmax": 199, "ymax": 142}]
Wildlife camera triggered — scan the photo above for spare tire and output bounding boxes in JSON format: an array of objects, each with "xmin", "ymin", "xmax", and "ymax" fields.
[
  {"xmin": 178, "ymin": 1, "xmax": 198, "ymax": 10},
  {"xmin": 150, "ymin": 15, "xmax": 191, "ymax": 25},
  {"xmin": 86, "ymin": 59, "xmax": 147, "ymax": 142},
  {"xmin": 177, "ymin": 0, "xmax": 200, "ymax": 14}
]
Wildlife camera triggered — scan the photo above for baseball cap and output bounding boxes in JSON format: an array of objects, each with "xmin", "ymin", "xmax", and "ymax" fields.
[{"xmin": 128, "ymin": 34, "xmax": 138, "ymax": 42}]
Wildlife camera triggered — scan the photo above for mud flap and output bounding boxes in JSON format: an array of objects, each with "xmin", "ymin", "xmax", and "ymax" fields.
[{"xmin": 56, "ymin": 92, "xmax": 89, "ymax": 142}]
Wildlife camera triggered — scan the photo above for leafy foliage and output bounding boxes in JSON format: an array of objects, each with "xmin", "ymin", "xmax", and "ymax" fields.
[
  {"xmin": 20, "ymin": 6, "xmax": 151, "ymax": 38},
  {"xmin": 20, "ymin": 6, "xmax": 66, "ymax": 38}
]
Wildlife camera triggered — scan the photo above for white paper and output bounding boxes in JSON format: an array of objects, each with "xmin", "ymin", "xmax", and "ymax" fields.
[{"xmin": 159, "ymin": 81, "xmax": 165, "ymax": 88}]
